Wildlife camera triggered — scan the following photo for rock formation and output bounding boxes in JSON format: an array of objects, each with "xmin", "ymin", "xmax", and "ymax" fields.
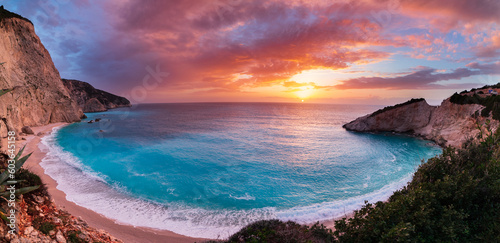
[
  {"xmin": 62, "ymin": 79, "xmax": 131, "ymax": 113},
  {"xmin": 343, "ymin": 96, "xmax": 491, "ymax": 147},
  {"xmin": 0, "ymin": 7, "xmax": 84, "ymax": 138}
]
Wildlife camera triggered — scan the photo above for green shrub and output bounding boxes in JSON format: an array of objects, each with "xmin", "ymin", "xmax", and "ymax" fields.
[
  {"xmin": 333, "ymin": 130, "xmax": 500, "ymax": 242},
  {"xmin": 226, "ymin": 219, "xmax": 333, "ymax": 243},
  {"xmin": 67, "ymin": 230, "xmax": 85, "ymax": 243},
  {"xmin": 16, "ymin": 168, "xmax": 42, "ymax": 188},
  {"xmin": 38, "ymin": 221, "xmax": 56, "ymax": 235},
  {"xmin": 449, "ymin": 88, "xmax": 500, "ymax": 121}
]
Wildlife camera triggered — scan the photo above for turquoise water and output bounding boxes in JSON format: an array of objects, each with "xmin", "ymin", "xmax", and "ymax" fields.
[{"xmin": 39, "ymin": 103, "xmax": 442, "ymax": 238}]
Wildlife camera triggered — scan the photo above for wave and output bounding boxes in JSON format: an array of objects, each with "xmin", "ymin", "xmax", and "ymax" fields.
[
  {"xmin": 39, "ymin": 126, "xmax": 415, "ymax": 239},
  {"xmin": 229, "ymin": 193, "xmax": 256, "ymax": 201}
]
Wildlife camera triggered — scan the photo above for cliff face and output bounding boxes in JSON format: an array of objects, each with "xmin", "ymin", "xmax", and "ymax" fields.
[
  {"xmin": 343, "ymin": 99, "xmax": 436, "ymax": 133},
  {"xmin": 343, "ymin": 98, "xmax": 486, "ymax": 147},
  {"xmin": 62, "ymin": 79, "xmax": 131, "ymax": 113},
  {"xmin": 0, "ymin": 7, "xmax": 84, "ymax": 137}
]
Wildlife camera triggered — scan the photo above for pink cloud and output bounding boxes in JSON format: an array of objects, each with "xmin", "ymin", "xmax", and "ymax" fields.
[
  {"xmin": 90, "ymin": 0, "xmax": 397, "ymax": 94},
  {"xmin": 333, "ymin": 66, "xmax": 496, "ymax": 90}
]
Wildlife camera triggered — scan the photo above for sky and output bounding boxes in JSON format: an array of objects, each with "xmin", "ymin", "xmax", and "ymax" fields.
[{"xmin": 4, "ymin": 0, "xmax": 500, "ymax": 105}]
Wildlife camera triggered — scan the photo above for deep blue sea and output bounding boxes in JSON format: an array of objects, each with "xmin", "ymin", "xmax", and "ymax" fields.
[{"xmin": 39, "ymin": 103, "xmax": 442, "ymax": 238}]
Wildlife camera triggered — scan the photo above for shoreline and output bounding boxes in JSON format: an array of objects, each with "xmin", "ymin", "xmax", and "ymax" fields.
[
  {"xmin": 20, "ymin": 122, "xmax": 206, "ymax": 243},
  {"xmin": 16, "ymin": 121, "xmax": 440, "ymax": 242}
]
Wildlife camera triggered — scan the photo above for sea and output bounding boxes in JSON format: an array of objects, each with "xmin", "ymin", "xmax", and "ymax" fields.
[{"xmin": 38, "ymin": 103, "xmax": 442, "ymax": 238}]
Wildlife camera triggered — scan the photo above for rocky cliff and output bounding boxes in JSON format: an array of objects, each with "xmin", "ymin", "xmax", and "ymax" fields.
[
  {"xmin": 62, "ymin": 79, "xmax": 131, "ymax": 113},
  {"xmin": 0, "ymin": 7, "xmax": 84, "ymax": 138},
  {"xmin": 343, "ymin": 96, "xmax": 490, "ymax": 147}
]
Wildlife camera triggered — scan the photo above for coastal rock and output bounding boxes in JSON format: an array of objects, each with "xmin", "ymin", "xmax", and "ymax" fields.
[
  {"xmin": 55, "ymin": 231, "xmax": 66, "ymax": 243},
  {"xmin": 23, "ymin": 226, "xmax": 33, "ymax": 235},
  {"xmin": 0, "ymin": 8, "xmax": 84, "ymax": 139},
  {"xmin": 83, "ymin": 97, "xmax": 107, "ymax": 113},
  {"xmin": 0, "ymin": 119, "xmax": 8, "ymax": 138},
  {"xmin": 21, "ymin": 126, "xmax": 34, "ymax": 135},
  {"xmin": 62, "ymin": 79, "xmax": 131, "ymax": 113},
  {"xmin": 343, "ymin": 98, "xmax": 486, "ymax": 147},
  {"xmin": 343, "ymin": 99, "xmax": 435, "ymax": 133}
]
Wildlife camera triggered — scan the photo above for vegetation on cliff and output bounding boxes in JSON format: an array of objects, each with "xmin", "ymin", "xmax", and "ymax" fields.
[
  {"xmin": 368, "ymin": 98, "xmax": 425, "ymax": 118},
  {"xmin": 0, "ymin": 6, "xmax": 31, "ymax": 24},
  {"xmin": 210, "ymin": 220, "xmax": 333, "ymax": 243},
  {"xmin": 223, "ymin": 126, "xmax": 500, "ymax": 242},
  {"xmin": 449, "ymin": 92, "xmax": 500, "ymax": 120}
]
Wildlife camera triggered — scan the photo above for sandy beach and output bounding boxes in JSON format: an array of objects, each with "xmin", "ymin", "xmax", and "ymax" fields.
[{"xmin": 19, "ymin": 122, "xmax": 207, "ymax": 243}]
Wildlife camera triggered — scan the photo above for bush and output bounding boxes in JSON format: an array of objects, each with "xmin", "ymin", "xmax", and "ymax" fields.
[
  {"xmin": 16, "ymin": 168, "xmax": 42, "ymax": 188},
  {"xmin": 38, "ymin": 221, "xmax": 56, "ymax": 235},
  {"xmin": 333, "ymin": 130, "xmax": 500, "ymax": 242},
  {"xmin": 67, "ymin": 230, "xmax": 86, "ymax": 243},
  {"xmin": 449, "ymin": 90, "xmax": 500, "ymax": 121},
  {"xmin": 226, "ymin": 220, "xmax": 333, "ymax": 243}
]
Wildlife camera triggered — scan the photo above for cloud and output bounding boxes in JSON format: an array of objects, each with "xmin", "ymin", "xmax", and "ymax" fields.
[
  {"xmin": 473, "ymin": 31, "xmax": 500, "ymax": 58},
  {"xmin": 400, "ymin": 0, "xmax": 500, "ymax": 23},
  {"xmin": 5, "ymin": 0, "xmax": 499, "ymax": 102},
  {"xmin": 76, "ymin": 0, "xmax": 394, "ymax": 94},
  {"xmin": 333, "ymin": 65, "xmax": 496, "ymax": 90},
  {"xmin": 466, "ymin": 61, "xmax": 500, "ymax": 74}
]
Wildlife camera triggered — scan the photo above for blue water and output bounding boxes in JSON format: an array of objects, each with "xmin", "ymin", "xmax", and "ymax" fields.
[{"xmin": 39, "ymin": 103, "xmax": 442, "ymax": 238}]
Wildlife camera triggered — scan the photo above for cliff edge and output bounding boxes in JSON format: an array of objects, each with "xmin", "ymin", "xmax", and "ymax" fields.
[
  {"xmin": 0, "ymin": 7, "xmax": 84, "ymax": 137},
  {"xmin": 343, "ymin": 90, "xmax": 497, "ymax": 147},
  {"xmin": 62, "ymin": 79, "xmax": 131, "ymax": 113}
]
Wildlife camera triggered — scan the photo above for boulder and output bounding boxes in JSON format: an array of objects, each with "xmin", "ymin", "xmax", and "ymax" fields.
[{"xmin": 21, "ymin": 126, "xmax": 34, "ymax": 134}]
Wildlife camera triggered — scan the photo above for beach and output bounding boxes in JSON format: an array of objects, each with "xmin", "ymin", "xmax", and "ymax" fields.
[{"xmin": 19, "ymin": 122, "xmax": 206, "ymax": 243}]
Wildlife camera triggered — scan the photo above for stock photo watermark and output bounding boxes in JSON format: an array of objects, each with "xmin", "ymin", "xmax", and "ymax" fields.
[{"xmin": 5, "ymin": 130, "xmax": 17, "ymax": 235}]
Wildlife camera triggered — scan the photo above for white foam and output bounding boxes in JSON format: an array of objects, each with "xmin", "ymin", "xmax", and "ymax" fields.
[
  {"xmin": 40, "ymin": 128, "xmax": 276, "ymax": 238},
  {"xmin": 276, "ymin": 173, "xmax": 413, "ymax": 223},
  {"xmin": 229, "ymin": 193, "xmax": 256, "ymax": 201},
  {"xmin": 39, "ymin": 127, "xmax": 415, "ymax": 239}
]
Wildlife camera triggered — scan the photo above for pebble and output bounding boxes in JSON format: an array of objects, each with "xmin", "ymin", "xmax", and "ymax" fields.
[
  {"xmin": 53, "ymin": 217, "xmax": 62, "ymax": 225},
  {"xmin": 24, "ymin": 226, "xmax": 34, "ymax": 235},
  {"xmin": 55, "ymin": 231, "xmax": 66, "ymax": 243}
]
